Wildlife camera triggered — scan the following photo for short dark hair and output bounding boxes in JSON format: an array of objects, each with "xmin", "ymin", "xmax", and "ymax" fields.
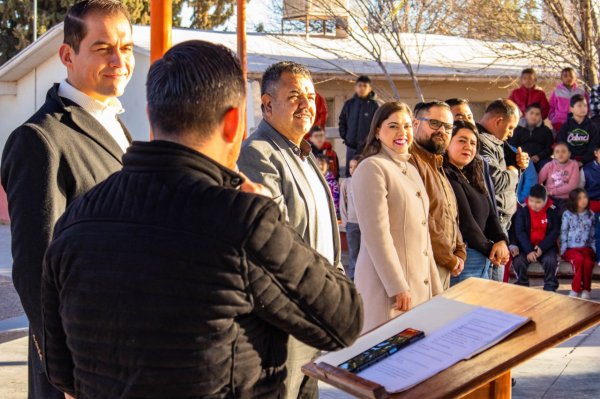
[
  {"xmin": 484, "ymin": 99, "xmax": 520, "ymax": 119},
  {"xmin": 561, "ymin": 67, "xmax": 576, "ymax": 76},
  {"xmin": 570, "ymin": 94, "xmax": 586, "ymax": 107},
  {"xmin": 521, "ymin": 68, "xmax": 536, "ymax": 77},
  {"xmin": 146, "ymin": 40, "xmax": 245, "ymax": 139},
  {"xmin": 356, "ymin": 75, "xmax": 371, "ymax": 84},
  {"xmin": 528, "ymin": 184, "xmax": 547, "ymax": 201},
  {"xmin": 414, "ymin": 100, "xmax": 451, "ymax": 118},
  {"xmin": 445, "ymin": 98, "xmax": 469, "ymax": 107},
  {"xmin": 261, "ymin": 61, "xmax": 312, "ymax": 96},
  {"xmin": 567, "ymin": 188, "xmax": 588, "ymax": 214},
  {"xmin": 525, "ymin": 102, "xmax": 542, "ymax": 113},
  {"xmin": 64, "ymin": 0, "xmax": 131, "ymax": 53}
]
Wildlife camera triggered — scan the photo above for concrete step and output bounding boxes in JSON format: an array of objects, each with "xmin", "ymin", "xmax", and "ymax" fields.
[{"xmin": 526, "ymin": 261, "xmax": 600, "ymax": 278}]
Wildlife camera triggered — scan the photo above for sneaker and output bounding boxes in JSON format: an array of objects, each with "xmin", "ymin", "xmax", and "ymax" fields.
[
  {"xmin": 569, "ymin": 290, "xmax": 581, "ymax": 298},
  {"xmin": 581, "ymin": 291, "xmax": 592, "ymax": 300}
]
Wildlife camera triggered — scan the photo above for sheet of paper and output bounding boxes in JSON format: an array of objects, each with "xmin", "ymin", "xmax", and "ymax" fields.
[
  {"xmin": 356, "ymin": 307, "xmax": 529, "ymax": 393},
  {"xmin": 317, "ymin": 297, "xmax": 477, "ymax": 366}
]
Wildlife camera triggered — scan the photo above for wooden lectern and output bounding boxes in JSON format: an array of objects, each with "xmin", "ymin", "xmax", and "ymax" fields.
[{"xmin": 302, "ymin": 278, "xmax": 600, "ymax": 398}]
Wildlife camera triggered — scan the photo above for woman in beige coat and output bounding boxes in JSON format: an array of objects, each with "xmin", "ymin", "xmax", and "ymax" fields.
[{"xmin": 353, "ymin": 102, "xmax": 443, "ymax": 332}]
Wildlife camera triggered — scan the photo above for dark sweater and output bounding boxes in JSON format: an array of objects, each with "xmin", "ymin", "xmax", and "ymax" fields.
[
  {"xmin": 557, "ymin": 115, "xmax": 600, "ymax": 163},
  {"xmin": 509, "ymin": 121, "xmax": 554, "ymax": 161},
  {"xmin": 41, "ymin": 140, "xmax": 363, "ymax": 399},
  {"xmin": 444, "ymin": 164, "xmax": 508, "ymax": 256}
]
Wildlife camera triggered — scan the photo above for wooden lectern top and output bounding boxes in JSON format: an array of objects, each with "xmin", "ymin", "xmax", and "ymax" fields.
[{"xmin": 303, "ymin": 278, "xmax": 600, "ymax": 399}]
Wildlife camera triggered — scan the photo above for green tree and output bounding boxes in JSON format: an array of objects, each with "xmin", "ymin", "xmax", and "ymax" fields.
[
  {"xmin": 1, "ymin": 0, "xmax": 247, "ymax": 65},
  {"xmin": 184, "ymin": 0, "xmax": 248, "ymax": 30}
]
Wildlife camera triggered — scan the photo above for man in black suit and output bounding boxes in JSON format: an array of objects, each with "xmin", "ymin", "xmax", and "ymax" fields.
[{"xmin": 1, "ymin": 1, "xmax": 134, "ymax": 397}]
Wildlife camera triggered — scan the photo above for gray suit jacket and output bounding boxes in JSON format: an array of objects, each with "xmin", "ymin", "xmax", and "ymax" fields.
[{"xmin": 238, "ymin": 120, "xmax": 341, "ymax": 267}]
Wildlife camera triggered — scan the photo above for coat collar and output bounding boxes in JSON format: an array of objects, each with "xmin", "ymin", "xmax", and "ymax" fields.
[
  {"xmin": 123, "ymin": 140, "xmax": 244, "ymax": 189},
  {"xmin": 476, "ymin": 122, "xmax": 504, "ymax": 146},
  {"xmin": 48, "ymin": 83, "xmax": 132, "ymax": 164},
  {"xmin": 257, "ymin": 120, "xmax": 312, "ymax": 160},
  {"xmin": 410, "ymin": 142, "xmax": 443, "ymax": 169}
]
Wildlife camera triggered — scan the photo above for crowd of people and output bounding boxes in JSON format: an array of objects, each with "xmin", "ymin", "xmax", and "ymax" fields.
[{"xmin": 3, "ymin": 1, "xmax": 600, "ymax": 398}]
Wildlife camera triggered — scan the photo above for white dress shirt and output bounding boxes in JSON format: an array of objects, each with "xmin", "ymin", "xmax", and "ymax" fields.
[
  {"xmin": 58, "ymin": 80, "xmax": 130, "ymax": 152},
  {"xmin": 300, "ymin": 158, "xmax": 335, "ymax": 265}
]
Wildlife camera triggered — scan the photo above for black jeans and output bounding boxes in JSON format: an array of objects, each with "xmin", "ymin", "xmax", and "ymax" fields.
[
  {"xmin": 28, "ymin": 329, "xmax": 63, "ymax": 399},
  {"xmin": 512, "ymin": 247, "xmax": 559, "ymax": 291}
]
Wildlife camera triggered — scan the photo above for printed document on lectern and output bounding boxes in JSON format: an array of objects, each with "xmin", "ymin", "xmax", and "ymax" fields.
[{"xmin": 316, "ymin": 297, "xmax": 530, "ymax": 393}]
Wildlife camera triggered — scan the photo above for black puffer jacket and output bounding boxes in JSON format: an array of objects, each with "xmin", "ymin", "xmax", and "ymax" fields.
[
  {"xmin": 338, "ymin": 92, "xmax": 379, "ymax": 150},
  {"xmin": 42, "ymin": 140, "xmax": 363, "ymax": 399}
]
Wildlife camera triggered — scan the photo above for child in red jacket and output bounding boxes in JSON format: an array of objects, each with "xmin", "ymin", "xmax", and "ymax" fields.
[{"xmin": 509, "ymin": 68, "xmax": 550, "ymax": 120}]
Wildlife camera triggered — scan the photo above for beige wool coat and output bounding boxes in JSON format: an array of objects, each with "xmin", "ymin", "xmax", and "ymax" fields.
[{"xmin": 352, "ymin": 145, "xmax": 443, "ymax": 332}]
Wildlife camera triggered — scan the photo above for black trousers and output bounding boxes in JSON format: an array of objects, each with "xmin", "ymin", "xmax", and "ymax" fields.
[
  {"xmin": 512, "ymin": 248, "xmax": 559, "ymax": 291},
  {"xmin": 28, "ymin": 329, "xmax": 63, "ymax": 399}
]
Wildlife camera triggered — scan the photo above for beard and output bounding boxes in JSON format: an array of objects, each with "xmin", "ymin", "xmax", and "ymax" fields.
[{"xmin": 418, "ymin": 132, "xmax": 447, "ymax": 155}]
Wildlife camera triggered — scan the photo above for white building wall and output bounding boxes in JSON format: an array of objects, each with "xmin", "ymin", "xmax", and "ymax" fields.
[{"xmin": 119, "ymin": 52, "xmax": 151, "ymax": 141}]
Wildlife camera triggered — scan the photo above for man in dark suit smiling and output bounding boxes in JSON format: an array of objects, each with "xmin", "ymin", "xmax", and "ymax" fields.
[{"xmin": 1, "ymin": 1, "xmax": 134, "ymax": 396}]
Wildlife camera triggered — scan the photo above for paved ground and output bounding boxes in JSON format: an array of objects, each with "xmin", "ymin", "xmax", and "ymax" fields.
[{"xmin": 1, "ymin": 226, "xmax": 600, "ymax": 398}]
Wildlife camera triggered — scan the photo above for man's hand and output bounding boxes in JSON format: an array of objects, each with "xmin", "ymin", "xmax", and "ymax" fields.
[
  {"xmin": 395, "ymin": 291, "xmax": 412, "ymax": 312},
  {"xmin": 65, "ymin": 394, "xmax": 75, "ymax": 399},
  {"xmin": 489, "ymin": 241, "xmax": 510, "ymax": 265},
  {"xmin": 516, "ymin": 147, "xmax": 530, "ymax": 170},
  {"xmin": 238, "ymin": 172, "xmax": 271, "ymax": 197},
  {"xmin": 531, "ymin": 155, "xmax": 540, "ymax": 163},
  {"xmin": 451, "ymin": 257, "xmax": 464, "ymax": 277},
  {"xmin": 526, "ymin": 251, "xmax": 538, "ymax": 263},
  {"xmin": 509, "ymin": 245, "xmax": 520, "ymax": 258}
]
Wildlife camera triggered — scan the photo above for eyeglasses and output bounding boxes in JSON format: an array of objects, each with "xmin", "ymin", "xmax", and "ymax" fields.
[{"xmin": 417, "ymin": 117, "xmax": 453, "ymax": 133}]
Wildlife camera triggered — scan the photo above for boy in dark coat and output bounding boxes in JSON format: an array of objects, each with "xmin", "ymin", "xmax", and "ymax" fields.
[
  {"xmin": 511, "ymin": 185, "xmax": 560, "ymax": 291},
  {"xmin": 509, "ymin": 103, "xmax": 554, "ymax": 171},
  {"xmin": 557, "ymin": 94, "xmax": 600, "ymax": 165}
]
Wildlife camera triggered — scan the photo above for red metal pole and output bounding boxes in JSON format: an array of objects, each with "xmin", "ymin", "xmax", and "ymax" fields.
[
  {"xmin": 237, "ymin": 0, "xmax": 248, "ymax": 138},
  {"xmin": 150, "ymin": 0, "xmax": 172, "ymax": 139},
  {"xmin": 150, "ymin": 0, "xmax": 172, "ymax": 63},
  {"xmin": 237, "ymin": 0, "xmax": 247, "ymax": 81}
]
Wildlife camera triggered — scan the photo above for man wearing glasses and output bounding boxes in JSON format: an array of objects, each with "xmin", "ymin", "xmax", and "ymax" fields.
[{"xmin": 410, "ymin": 101, "xmax": 467, "ymax": 290}]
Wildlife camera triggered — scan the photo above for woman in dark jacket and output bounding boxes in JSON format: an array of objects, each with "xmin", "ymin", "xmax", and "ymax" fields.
[{"xmin": 444, "ymin": 120, "xmax": 510, "ymax": 285}]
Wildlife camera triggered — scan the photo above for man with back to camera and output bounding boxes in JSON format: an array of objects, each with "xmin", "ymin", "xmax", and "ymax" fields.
[
  {"xmin": 338, "ymin": 75, "xmax": 379, "ymax": 176},
  {"xmin": 41, "ymin": 40, "xmax": 363, "ymax": 399},
  {"xmin": 238, "ymin": 61, "xmax": 343, "ymax": 398},
  {"xmin": 1, "ymin": 1, "xmax": 134, "ymax": 396}
]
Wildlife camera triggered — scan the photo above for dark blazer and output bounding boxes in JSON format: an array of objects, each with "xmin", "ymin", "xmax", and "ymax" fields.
[
  {"xmin": 42, "ymin": 141, "xmax": 363, "ymax": 398},
  {"xmin": 514, "ymin": 202, "xmax": 561, "ymax": 255},
  {"xmin": 444, "ymin": 164, "xmax": 508, "ymax": 257},
  {"xmin": 1, "ymin": 83, "xmax": 131, "ymax": 340}
]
